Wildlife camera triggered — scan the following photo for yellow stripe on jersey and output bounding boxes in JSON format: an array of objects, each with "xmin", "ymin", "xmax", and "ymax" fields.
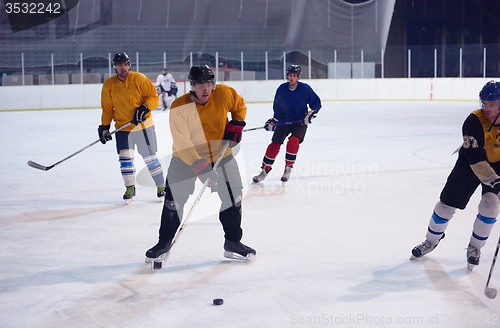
[
  {"xmin": 469, "ymin": 109, "xmax": 500, "ymax": 184},
  {"xmin": 470, "ymin": 161, "xmax": 497, "ymax": 185},
  {"xmin": 169, "ymin": 84, "xmax": 247, "ymax": 165},
  {"xmin": 472, "ymin": 109, "xmax": 500, "ymax": 163}
]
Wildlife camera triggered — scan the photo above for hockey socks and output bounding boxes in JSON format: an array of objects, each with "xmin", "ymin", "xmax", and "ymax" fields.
[
  {"xmin": 470, "ymin": 214, "xmax": 497, "ymax": 249},
  {"xmin": 285, "ymin": 136, "xmax": 300, "ymax": 167},
  {"xmin": 119, "ymin": 149, "xmax": 135, "ymax": 186},
  {"xmin": 262, "ymin": 142, "xmax": 281, "ymax": 172},
  {"xmin": 425, "ymin": 201, "xmax": 455, "ymax": 244},
  {"xmin": 144, "ymin": 154, "xmax": 164, "ymax": 187},
  {"xmin": 470, "ymin": 193, "xmax": 499, "ymax": 250}
]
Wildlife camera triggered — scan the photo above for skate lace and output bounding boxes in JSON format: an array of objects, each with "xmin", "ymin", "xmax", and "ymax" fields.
[
  {"xmin": 237, "ymin": 243, "xmax": 251, "ymax": 252},
  {"xmin": 254, "ymin": 170, "xmax": 267, "ymax": 181},
  {"xmin": 226, "ymin": 241, "xmax": 250, "ymax": 253},
  {"xmin": 157, "ymin": 186, "xmax": 165, "ymax": 193},
  {"xmin": 125, "ymin": 186, "xmax": 135, "ymax": 195},
  {"xmin": 467, "ymin": 245, "xmax": 480, "ymax": 258},
  {"xmin": 150, "ymin": 240, "xmax": 171, "ymax": 253},
  {"xmin": 418, "ymin": 240, "xmax": 433, "ymax": 252}
]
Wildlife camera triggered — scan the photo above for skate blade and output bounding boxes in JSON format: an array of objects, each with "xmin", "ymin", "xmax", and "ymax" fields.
[
  {"xmin": 224, "ymin": 251, "xmax": 257, "ymax": 261},
  {"xmin": 467, "ymin": 262, "xmax": 477, "ymax": 272},
  {"xmin": 158, "ymin": 196, "xmax": 165, "ymax": 202},
  {"xmin": 410, "ymin": 254, "xmax": 423, "ymax": 260},
  {"xmin": 124, "ymin": 197, "xmax": 135, "ymax": 205}
]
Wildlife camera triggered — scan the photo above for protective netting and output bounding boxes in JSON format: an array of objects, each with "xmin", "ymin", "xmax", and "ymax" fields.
[{"xmin": 0, "ymin": 0, "xmax": 395, "ymax": 68}]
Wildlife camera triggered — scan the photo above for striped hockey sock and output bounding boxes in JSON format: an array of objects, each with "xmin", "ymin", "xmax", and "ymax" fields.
[
  {"xmin": 262, "ymin": 142, "xmax": 281, "ymax": 172},
  {"xmin": 425, "ymin": 201, "xmax": 455, "ymax": 244},
  {"xmin": 119, "ymin": 149, "xmax": 135, "ymax": 187},
  {"xmin": 470, "ymin": 214, "xmax": 497, "ymax": 249},
  {"xmin": 144, "ymin": 154, "xmax": 164, "ymax": 187},
  {"xmin": 470, "ymin": 193, "xmax": 500, "ymax": 249},
  {"xmin": 285, "ymin": 136, "xmax": 300, "ymax": 167}
]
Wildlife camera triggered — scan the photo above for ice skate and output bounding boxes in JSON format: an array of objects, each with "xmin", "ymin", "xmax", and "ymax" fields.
[
  {"xmin": 281, "ymin": 165, "xmax": 292, "ymax": 183},
  {"xmin": 411, "ymin": 233, "xmax": 445, "ymax": 259},
  {"xmin": 123, "ymin": 185, "xmax": 136, "ymax": 205},
  {"xmin": 145, "ymin": 240, "xmax": 172, "ymax": 264},
  {"xmin": 252, "ymin": 168, "xmax": 268, "ymax": 183},
  {"xmin": 466, "ymin": 243, "xmax": 480, "ymax": 271},
  {"xmin": 224, "ymin": 240, "xmax": 256, "ymax": 261},
  {"xmin": 157, "ymin": 185, "xmax": 166, "ymax": 202}
]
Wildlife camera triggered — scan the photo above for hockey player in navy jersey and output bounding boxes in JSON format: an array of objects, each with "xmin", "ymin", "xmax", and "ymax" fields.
[
  {"xmin": 252, "ymin": 65, "xmax": 322, "ymax": 183},
  {"xmin": 411, "ymin": 80, "xmax": 500, "ymax": 271}
]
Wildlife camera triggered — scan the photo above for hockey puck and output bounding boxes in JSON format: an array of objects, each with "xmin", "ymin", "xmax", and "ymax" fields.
[{"xmin": 213, "ymin": 298, "xmax": 223, "ymax": 305}]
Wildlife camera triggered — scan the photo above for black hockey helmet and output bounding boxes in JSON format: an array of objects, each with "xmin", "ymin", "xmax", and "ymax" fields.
[
  {"xmin": 112, "ymin": 52, "xmax": 131, "ymax": 66},
  {"xmin": 287, "ymin": 65, "xmax": 301, "ymax": 78},
  {"xmin": 188, "ymin": 64, "xmax": 215, "ymax": 86}
]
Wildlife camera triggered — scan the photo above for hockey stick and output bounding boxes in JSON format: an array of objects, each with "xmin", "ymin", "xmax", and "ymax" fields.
[
  {"xmin": 152, "ymin": 141, "xmax": 231, "ymax": 270},
  {"xmin": 485, "ymin": 235, "xmax": 500, "ymax": 299},
  {"xmin": 243, "ymin": 126, "xmax": 265, "ymax": 132},
  {"xmin": 27, "ymin": 122, "xmax": 132, "ymax": 171},
  {"xmin": 242, "ymin": 120, "xmax": 303, "ymax": 133}
]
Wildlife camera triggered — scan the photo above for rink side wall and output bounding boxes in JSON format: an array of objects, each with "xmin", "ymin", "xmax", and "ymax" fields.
[{"xmin": 0, "ymin": 78, "xmax": 490, "ymax": 111}]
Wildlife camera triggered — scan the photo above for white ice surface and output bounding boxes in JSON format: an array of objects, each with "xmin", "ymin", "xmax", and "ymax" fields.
[{"xmin": 1, "ymin": 101, "xmax": 499, "ymax": 328}]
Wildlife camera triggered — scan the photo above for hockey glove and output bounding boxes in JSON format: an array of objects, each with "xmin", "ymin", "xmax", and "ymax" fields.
[
  {"xmin": 192, "ymin": 159, "xmax": 219, "ymax": 187},
  {"xmin": 264, "ymin": 118, "xmax": 279, "ymax": 132},
  {"xmin": 223, "ymin": 120, "xmax": 246, "ymax": 148},
  {"xmin": 132, "ymin": 104, "xmax": 150, "ymax": 125},
  {"xmin": 302, "ymin": 110, "xmax": 317, "ymax": 125},
  {"xmin": 98, "ymin": 124, "xmax": 112, "ymax": 144}
]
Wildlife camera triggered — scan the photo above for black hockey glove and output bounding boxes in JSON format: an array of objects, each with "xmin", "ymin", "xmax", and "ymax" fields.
[
  {"xmin": 98, "ymin": 124, "xmax": 112, "ymax": 144},
  {"xmin": 192, "ymin": 159, "xmax": 219, "ymax": 188},
  {"xmin": 264, "ymin": 118, "xmax": 279, "ymax": 131},
  {"xmin": 302, "ymin": 110, "xmax": 317, "ymax": 125},
  {"xmin": 132, "ymin": 104, "xmax": 150, "ymax": 125},
  {"xmin": 223, "ymin": 120, "xmax": 246, "ymax": 148}
]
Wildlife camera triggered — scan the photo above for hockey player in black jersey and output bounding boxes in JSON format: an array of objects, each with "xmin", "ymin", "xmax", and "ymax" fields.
[{"xmin": 411, "ymin": 80, "xmax": 500, "ymax": 271}]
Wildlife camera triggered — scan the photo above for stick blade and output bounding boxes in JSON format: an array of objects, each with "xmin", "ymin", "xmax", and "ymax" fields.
[
  {"xmin": 27, "ymin": 160, "xmax": 50, "ymax": 171},
  {"xmin": 150, "ymin": 252, "xmax": 169, "ymax": 271},
  {"xmin": 485, "ymin": 287, "xmax": 497, "ymax": 299}
]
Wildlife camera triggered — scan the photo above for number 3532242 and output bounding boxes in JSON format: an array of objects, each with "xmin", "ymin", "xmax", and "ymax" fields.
[{"xmin": 5, "ymin": 2, "xmax": 62, "ymax": 14}]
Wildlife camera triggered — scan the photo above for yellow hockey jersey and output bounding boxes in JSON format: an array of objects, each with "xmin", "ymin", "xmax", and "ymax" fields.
[
  {"xmin": 169, "ymin": 84, "xmax": 247, "ymax": 165},
  {"xmin": 101, "ymin": 71, "xmax": 159, "ymax": 132},
  {"xmin": 464, "ymin": 109, "xmax": 500, "ymax": 184}
]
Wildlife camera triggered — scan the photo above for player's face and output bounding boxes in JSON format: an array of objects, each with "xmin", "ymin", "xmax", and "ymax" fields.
[
  {"xmin": 482, "ymin": 100, "xmax": 500, "ymax": 124},
  {"xmin": 191, "ymin": 82, "xmax": 214, "ymax": 105},
  {"xmin": 114, "ymin": 62, "xmax": 130, "ymax": 81},
  {"xmin": 287, "ymin": 73, "xmax": 299, "ymax": 88}
]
